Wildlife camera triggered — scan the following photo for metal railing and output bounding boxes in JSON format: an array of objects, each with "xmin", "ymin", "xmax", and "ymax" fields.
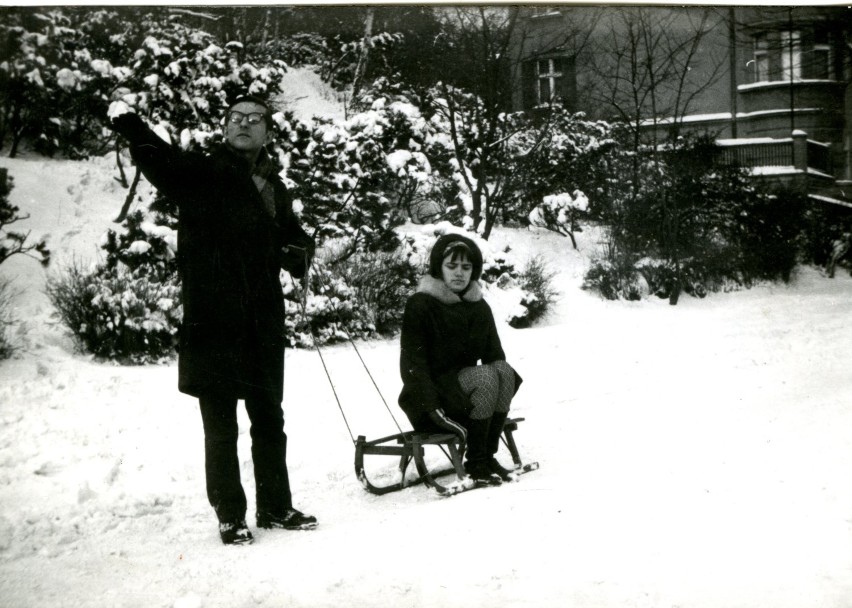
[
  {"xmin": 717, "ymin": 140, "xmax": 793, "ymax": 168},
  {"xmin": 717, "ymin": 137, "xmax": 832, "ymax": 176}
]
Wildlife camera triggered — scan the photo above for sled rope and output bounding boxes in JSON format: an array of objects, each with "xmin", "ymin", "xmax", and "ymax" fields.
[
  {"xmin": 312, "ymin": 332, "xmax": 356, "ymax": 444},
  {"xmin": 292, "ymin": 248, "xmax": 404, "ymax": 444},
  {"xmin": 310, "ymin": 262, "xmax": 405, "ymax": 435}
]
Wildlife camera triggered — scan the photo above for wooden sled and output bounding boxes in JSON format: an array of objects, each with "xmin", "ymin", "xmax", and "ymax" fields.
[{"xmin": 354, "ymin": 417, "xmax": 539, "ymax": 496}]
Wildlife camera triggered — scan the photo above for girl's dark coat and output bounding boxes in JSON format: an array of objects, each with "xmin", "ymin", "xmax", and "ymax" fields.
[
  {"xmin": 398, "ymin": 276, "xmax": 521, "ymax": 429},
  {"xmin": 120, "ymin": 119, "xmax": 313, "ymax": 402}
]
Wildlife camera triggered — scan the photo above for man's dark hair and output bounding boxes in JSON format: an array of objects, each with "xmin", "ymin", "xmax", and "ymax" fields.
[{"xmin": 227, "ymin": 94, "xmax": 274, "ymax": 129}]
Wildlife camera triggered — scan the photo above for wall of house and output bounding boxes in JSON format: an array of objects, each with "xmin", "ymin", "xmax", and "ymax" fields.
[{"xmin": 510, "ymin": 5, "xmax": 851, "ymax": 184}]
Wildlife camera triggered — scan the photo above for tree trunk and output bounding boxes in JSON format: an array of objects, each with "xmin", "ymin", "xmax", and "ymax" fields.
[
  {"xmin": 114, "ymin": 166, "xmax": 141, "ymax": 223},
  {"xmin": 114, "ymin": 141, "xmax": 128, "ymax": 188},
  {"xmin": 351, "ymin": 7, "xmax": 374, "ymax": 100},
  {"xmin": 260, "ymin": 8, "xmax": 271, "ymax": 48}
]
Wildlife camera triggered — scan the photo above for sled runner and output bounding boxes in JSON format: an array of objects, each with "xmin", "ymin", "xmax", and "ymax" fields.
[{"xmin": 355, "ymin": 417, "xmax": 539, "ymax": 496}]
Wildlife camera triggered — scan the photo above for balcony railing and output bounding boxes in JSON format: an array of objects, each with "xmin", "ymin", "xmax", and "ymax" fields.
[
  {"xmin": 717, "ymin": 139, "xmax": 792, "ymax": 168},
  {"xmin": 716, "ymin": 133, "xmax": 831, "ymax": 176}
]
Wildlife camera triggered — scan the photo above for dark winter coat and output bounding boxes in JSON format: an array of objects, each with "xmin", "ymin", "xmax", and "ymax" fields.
[
  {"xmin": 114, "ymin": 115, "xmax": 313, "ymax": 402},
  {"xmin": 398, "ymin": 275, "xmax": 522, "ymax": 429}
]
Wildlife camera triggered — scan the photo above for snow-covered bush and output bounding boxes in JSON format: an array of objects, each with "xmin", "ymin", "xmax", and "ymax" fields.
[
  {"xmin": 46, "ymin": 259, "xmax": 181, "ymax": 364},
  {"xmin": 0, "ymin": 10, "xmax": 128, "ymax": 157},
  {"xmin": 256, "ymin": 32, "xmax": 329, "ymax": 68},
  {"xmin": 528, "ymin": 190, "xmax": 590, "ymax": 250},
  {"xmin": 320, "ymin": 31, "xmax": 404, "ymax": 92},
  {"xmin": 283, "ymin": 246, "xmax": 419, "ymax": 347},
  {"xmin": 511, "ymin": 255, "xmax": 559, "ymax": 328},
  {"xmin": 283, "ymin": 260, "xmax": 376, "ymax": 348},
  {"xmin": 332, "ymin": 249, "xmax": 419, "ymax": 336},
  {"xmin": 284, "ymin": 97, "xmax": 414, "ymax": 255},
  {"xmin": 0, "ymin": 168, "xmax": 50, "ymax": 268},
  {"xmin": 586, "ymin": 134, "xmax": 802, "ymax": 302},
  {"xmin": 100, "ymin": 207, "xmax": 177, "ymax": 280},
  {"xmin": 582, "ymin": 257, "xmax": 644, "ymax": 302},
  {"xmin": 46, "ymin": 203, "xmax": 181, "ymax": 363},
  {"xmin": 0, "ymin": 167, "xmax": 48, "ymax": 360},
  {"xmin": 109, "ymin": 12, "xmax": 288, "ymax": 151},
  {"xmin": 512, "ymin": 108, "xmax": 615, "ymax": 220}
]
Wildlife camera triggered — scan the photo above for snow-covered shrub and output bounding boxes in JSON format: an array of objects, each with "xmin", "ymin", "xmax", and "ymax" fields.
[
  {"xmin": 256, "ymin": 32, "xmax": 329, "ymax": 68},
  {"xmin": 0, "ymin": 168, "xmax": 50, "ymax": 267},
  {"xmin": 46, "ymin": 259, "xmax": 181, "ymax": 364},
  {"xmin": 333, "ymin": 249, "xmax": 418, "ymax": 336},
  {"xmin": 528, "ymin": 190, "xmax": 590, "ymax": 250},
  {"xmin": 510, "ymin": 255, "xmax": 559, "ymax": 328},
  {"xmin": 282, "ymin": 245, "xmax": 418, "ymax": 346},
  {"xmin": 512, "ymin": 108, "xmax": 615, "ymax": 222},
  {"xmin": 798, "ymin": 190, "xmax": 852, "ymax": 271},
  {"xmin": 320, "ymin": 31, "xmax": 404, "ymax": 91},
  {"xmin": 0, "ymin": 7, "xmax": 289, "ymax": 158},
  {"xmin": 0, "ymin": 9, "xmax": 128, "ymax": 157},
  {"xmin": 110, "ymin": 12, "xmax": 288, "ymax": 151},
  {"xmin": 635, "ymin": 258, "xmax": 709, "ymax": 299},
  {"xmin": 285, "ymin": 100, "xmax": 411, "ymax": 255},
  {"xmin": 283, "ymin": 260, "xmax": 374, "ymax": 348},
  {"xmin": 587, "ymin": 133, "xmax": 802, "ymax": 302},
  {"xmin": 100, "ymin": 207, "xmax": 177, "ymax": 281},
  {"xmin": 46, "ymin": 200, "xmax": 181, "ymax": 363},
  {"xmin": 582, "ymin": 257, "xmax": 644, "ymax": 302}
]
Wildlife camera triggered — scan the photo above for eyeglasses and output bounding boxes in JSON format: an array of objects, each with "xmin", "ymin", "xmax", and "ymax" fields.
[{"xmin": 227, "ymin": 111, "xmax": 266, "ymax": 125}]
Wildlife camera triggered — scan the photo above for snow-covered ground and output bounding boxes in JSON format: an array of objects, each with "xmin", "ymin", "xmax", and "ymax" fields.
[{"xmin": 2, "ymin": 73, "xmax": 852, "ymax": 607}]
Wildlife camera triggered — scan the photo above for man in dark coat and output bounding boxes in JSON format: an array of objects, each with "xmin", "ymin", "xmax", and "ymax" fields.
[{"xmin": 111, "ymin": 95, "xmax": 316, "ymax": 545}]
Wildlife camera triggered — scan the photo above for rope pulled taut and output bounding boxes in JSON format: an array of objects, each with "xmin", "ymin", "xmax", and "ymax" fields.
[{"xmin": 290, "ymin": 246, "xmax": 404, "ymax": 445}]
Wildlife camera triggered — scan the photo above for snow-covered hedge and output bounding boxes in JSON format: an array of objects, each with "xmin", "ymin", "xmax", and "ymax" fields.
[{"xmin": 46, "ymin": 260, "xmax": 181, "ymax": 364}]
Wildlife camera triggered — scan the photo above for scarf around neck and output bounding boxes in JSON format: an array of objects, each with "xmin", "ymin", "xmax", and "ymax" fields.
[{"xmin": 250, "ymin": 150, "xmax": 277, "ymax": 218}]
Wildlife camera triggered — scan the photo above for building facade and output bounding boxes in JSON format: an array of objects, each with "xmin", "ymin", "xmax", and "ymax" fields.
[{"xmin": 510, "ymin": 5, "xmax": 852, "ymax": 204}]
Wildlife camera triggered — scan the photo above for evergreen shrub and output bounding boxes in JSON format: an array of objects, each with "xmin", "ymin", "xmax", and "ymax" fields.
[
  {"xmin": 509, "ymin": 255, "xmax": 559, "ymax": 328},
  {"xmin": 46, "ymin": 259, "xmax": 181, "ymax": 363}
]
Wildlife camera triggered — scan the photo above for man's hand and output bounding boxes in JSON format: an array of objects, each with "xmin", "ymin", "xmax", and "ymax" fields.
[
  {"xmin": 427, "ymin": 409, "xmax": 467, "ymax": 443},
  {"xmin": 281, "ymin": 244, "xmax": 313, "ymax": 278},
  {"xmin": 109, "ymin": 110, "xmax": 148, "ymax": 142}
]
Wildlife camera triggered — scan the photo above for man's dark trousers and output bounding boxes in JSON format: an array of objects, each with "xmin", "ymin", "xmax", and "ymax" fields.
[{"xmin": 198, "ymin": 393, "xmax": 292, "ymax": 523}]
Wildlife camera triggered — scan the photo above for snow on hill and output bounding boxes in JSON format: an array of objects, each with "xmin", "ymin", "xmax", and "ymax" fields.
[
  {"xmin": 2, "ymin": 77, "xmax": 852, "ymax": 607},
  {"xmin": 276, "ymin": 66, "xmax": 347, "ymax": 122}
]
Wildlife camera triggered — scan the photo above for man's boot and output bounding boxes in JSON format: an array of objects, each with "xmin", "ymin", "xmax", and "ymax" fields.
[
  {"xmin": 464, "ymin": 418, "xmax": 502, "ymax": 486},
  {"xmin": 486, "ymin": 412, "xmax": 517, "ymax": 482}
]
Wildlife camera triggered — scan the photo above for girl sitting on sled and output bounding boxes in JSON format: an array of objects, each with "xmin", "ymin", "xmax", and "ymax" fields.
[{"xmin": 398, "ymin": 233, "xmax": 523, "ymax": 485}]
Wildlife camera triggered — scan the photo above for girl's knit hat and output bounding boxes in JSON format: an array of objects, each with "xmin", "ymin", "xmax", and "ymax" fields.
[{"xmin": 428, "ymin": 233, "xmax": 483, "ymax": 281}]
